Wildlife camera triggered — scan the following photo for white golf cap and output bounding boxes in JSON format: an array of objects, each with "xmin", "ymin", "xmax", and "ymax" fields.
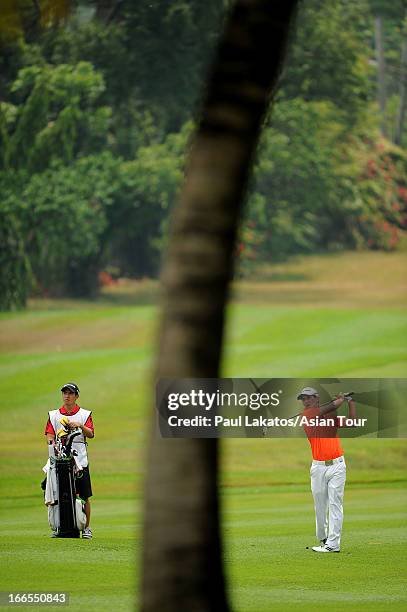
[{"xmin": 297, "ymin": 387, "xmax": 319, "ymax": 399}]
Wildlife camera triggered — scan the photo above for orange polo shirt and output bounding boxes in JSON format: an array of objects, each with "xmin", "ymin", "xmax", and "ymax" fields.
[{"xmin": 302, "ymin": 407, "xmax": 344, "ymax": 461}]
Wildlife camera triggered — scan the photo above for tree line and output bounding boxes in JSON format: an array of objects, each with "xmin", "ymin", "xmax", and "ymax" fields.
[{"xmin": 0, "ymin": 0, "xmax": 406, "ymax": 309}]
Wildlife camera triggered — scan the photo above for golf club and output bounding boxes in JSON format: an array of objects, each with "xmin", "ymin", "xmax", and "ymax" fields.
[{"xmin": 288, "ymin": 392, "xmax": 355, "ymax": 420}]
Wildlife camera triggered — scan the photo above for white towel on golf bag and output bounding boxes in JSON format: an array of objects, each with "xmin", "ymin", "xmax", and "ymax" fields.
[
  {"xmin": 48, "ymin": 504, "xmax": 58, "ymax": 531},
  {"xmin": 44, "ymin": 460, "xmax": 58, "ymax": 506},
  {"xmin": 75, "ymin": 498, "xmax": 86, "ymax": 531},
  {"xmin": 42, "ymin": 441, "xmax": 55, "ymax": 475}
]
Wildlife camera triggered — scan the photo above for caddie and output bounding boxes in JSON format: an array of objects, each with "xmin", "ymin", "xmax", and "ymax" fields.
[
  {"xmin": 44, "ymin": 383, "xmax": 94, "ymax": 539},
  {"xmin": 298, "ymin": 387, "xmax": 356, "ymax": 553}
]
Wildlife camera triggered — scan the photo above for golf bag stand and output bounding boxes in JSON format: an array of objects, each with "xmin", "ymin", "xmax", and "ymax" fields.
[{"xmin": 55, "ymin": 457, "xmax": 80, "ymax": 538}]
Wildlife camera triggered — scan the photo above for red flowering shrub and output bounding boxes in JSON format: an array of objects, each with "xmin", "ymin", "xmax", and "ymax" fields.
[
  {"xmin": 355, "ymin": 140, "xmax": 407, "ymax": 250},
  {"xmin": 98, "ymin": 270, "xmax": 116, "ymax": 287}
]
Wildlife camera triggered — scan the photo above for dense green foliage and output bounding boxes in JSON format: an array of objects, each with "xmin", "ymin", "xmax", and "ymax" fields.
[{"xmin": 0, "ymin": 0, "xmax": 406, "ymax": 307}]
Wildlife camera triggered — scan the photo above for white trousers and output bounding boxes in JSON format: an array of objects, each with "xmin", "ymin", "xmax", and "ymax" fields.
[{"xmin": 310, "ymin": 457, "xmax": 346, "ymax": 550}]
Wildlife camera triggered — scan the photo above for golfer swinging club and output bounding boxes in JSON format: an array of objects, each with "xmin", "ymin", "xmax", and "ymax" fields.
[{"xmin": 298, "ymin": 387, "xmax": 356, "ymax": 553}]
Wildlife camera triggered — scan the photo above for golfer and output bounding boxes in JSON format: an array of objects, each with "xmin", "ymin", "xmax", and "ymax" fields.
[
  {"xmin": 44, "ymin": 383, "xmax": 94, "ymax": 539},
  {"xmin": 298, "ymin": 387, "xmax": 356, "ymax": 553}
]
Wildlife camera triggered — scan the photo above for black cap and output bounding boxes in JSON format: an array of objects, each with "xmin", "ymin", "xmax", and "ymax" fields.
[{"xmin": 61, "ymin": 383, "xmax": 80, "ymax": 394}]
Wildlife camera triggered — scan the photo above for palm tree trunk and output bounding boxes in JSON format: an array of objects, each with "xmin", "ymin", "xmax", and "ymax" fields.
[{"xmin": 142, "ymin": 2, "xmax": 299, "ymax": 611}]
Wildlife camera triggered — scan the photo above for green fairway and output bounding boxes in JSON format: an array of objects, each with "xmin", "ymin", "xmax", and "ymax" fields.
[
  {"xmin": 0, "ymin": 499, "xmax": 138, "ymax": 611},
  {"xmin": 223, "ymin": 483, "xmax": 407, "ymax": 612},
  {"xmin": 224, "ymin": 305, "xmax": 407, "ymax": 377},
  {"xmin": 0, "ymin": 251, "xmax": 406, "ymax": 610},
  {"xmin": 1, "ymin": 475, "xmax": 406, "ymax": 611}
]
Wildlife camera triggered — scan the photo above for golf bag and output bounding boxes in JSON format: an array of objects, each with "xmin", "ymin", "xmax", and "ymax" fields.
[{"xmin": 44, "ymin": 430, "xmax": 86, "ymax": 538}]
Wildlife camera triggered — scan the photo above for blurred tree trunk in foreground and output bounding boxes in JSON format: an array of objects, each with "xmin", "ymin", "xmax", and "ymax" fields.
[{"xmin": 142, "ymin": 1, "xmax": 299, "ymax": 611}]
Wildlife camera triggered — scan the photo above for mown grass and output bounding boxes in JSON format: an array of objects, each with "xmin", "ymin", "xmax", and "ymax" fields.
[
  {"xmin": 0, "ymin": 250, "xmax": 406, "ymax": 610},
  {"xmin": 223, "ymin": 485, "xmax": 407, "ymax": 612},
  {"xmin": 1, "ymin": 478, "xmax": 406, "ymax": 611},
  {"xmin": 0, "ymin": 498, "xmax": 138, "ymax": 611}
]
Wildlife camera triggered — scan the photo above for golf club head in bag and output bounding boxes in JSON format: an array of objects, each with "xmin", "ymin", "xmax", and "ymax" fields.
[{"xmin": 64, "ymin": 428, "xmax": 82, "ymax": 455}]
